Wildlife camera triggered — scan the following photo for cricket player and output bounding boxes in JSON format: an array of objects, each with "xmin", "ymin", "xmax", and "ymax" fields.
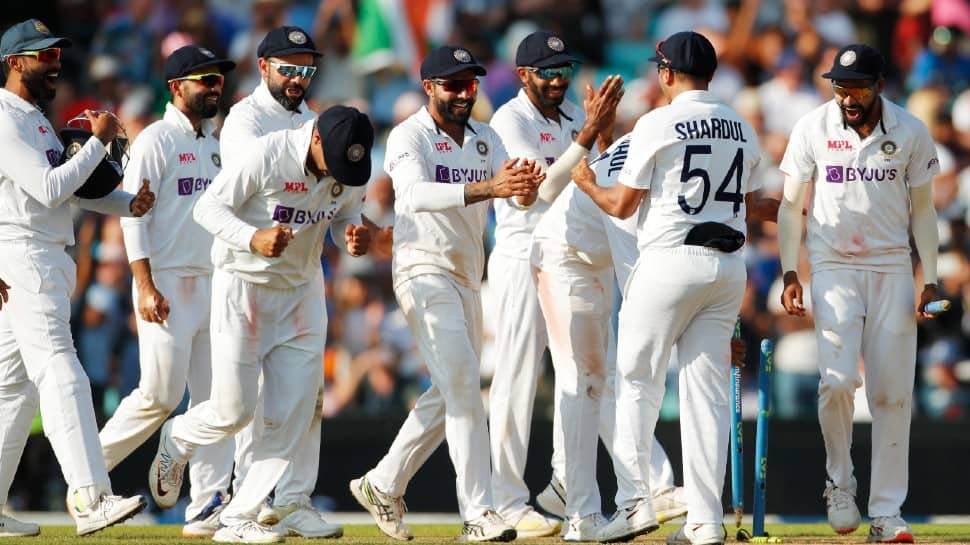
[
  {"xmin": 219, "ymin": 26, "xmax": 342, "ymax": 538},
  {"xmin": 349, "ymin": 45, "xmax": 542, "ymax": 543},
  {"xmin": 149, "ymin": 105, "xmax": 375, "ymax": 543},
  {"xmin": 97, "ymin": 45, "xmax": 236, "ymax": 538},
  {"xmin": 532, "ymin": 132, "xmax": 695, "ymax": 540},
  {"xmin": 572, "ymin": 32, "xmax": 764, "ymax": 544},
  {"xmin": 486, "ymin": 31, "xmax": 622, "ymax": 538},
  {"xmin": 778, "ymin": 44, "xmax": 940, "ymax": 543},
  {"xmin": 0, "ymin": 19, "xmax": 155, "ymax": 537}
]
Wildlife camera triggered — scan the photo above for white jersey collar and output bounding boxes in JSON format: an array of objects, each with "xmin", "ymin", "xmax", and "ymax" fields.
[
  {"xmin": 671, "ymin": 89, "xmax": 719, "ymax": 105},
  {"xmin": 0, "ymin": 87, "xmax": 41, "ymax": 114},
  {"xmin": 162, "ymin": 102, "xmax": 215, "ymax": 138}
]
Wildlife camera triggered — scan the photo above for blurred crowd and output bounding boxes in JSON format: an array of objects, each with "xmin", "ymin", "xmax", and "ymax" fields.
[{"xmin": 3, "ymin": 0, "xmax": 970, "ymax": 445}]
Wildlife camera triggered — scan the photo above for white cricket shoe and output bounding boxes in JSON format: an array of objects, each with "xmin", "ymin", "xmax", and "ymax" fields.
[
  {"xmin": 535, "ymin": 477, "xmax": 566, "ymax": 519},
  {"xmin": 459, "ymin": 509, "xmax": 516, "ymax": 542},
  {"xmin": 149, "ymin": 420, "xmax": 187, "ymax": 509},
  {"xmin": 823, "ymin": 482, "xmax": 861, "ymax": 535},
  {"xmin": 596, "ymin": 499, "xmax": 658, "ymax": 543},
  {"xmin": 563, "ymin": 512, "xmax": 608, "ymax": 542},
  {"xmin": 0, "ymin": 513, "xmax": 40, "ymax": 537},
  {"xmin": 182, "ymin": 491, "xmax": 229, "ymax": 538},
  {"xmin": 666, "ymin": 523, "xmax": 727, "ymax": 545},
  {"xmin": 256, "ymin": 501, "xmax": 278, "ymax": 525},
  {"xmin": 350, "ymin": 474, "xmax": 413, "ymax": 540},
  {"xmin": 212, "ymin": 520, "xmax": 284, "ymax": 543},
  {"xmin": 276, "ymin": 503, "xmax": 344, "ymax": 538},
  {"xmin": 68, "ymin": 493, "xmax": 146, "ymax": 536},
  {"xmin": 653, "ymin": 487, "xmax": 688, "ymax": 524},
  {"xmin": 868, "ymin": 516, "xmax": 914, "ymax": 543},
  {"xmin": 511, "ymin": 508, "xmax": 560, "ymax": 538}
]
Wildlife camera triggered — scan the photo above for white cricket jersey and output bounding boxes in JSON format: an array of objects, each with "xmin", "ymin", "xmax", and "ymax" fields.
[
  {"xmin": 220, "ymin": 81, "xmax": 316, "ymax": 161},
  {"xmin": 619, "ymin": 90, "xmax": 762, "ymax": 251},
  {"xmin": 0, "ymin": 88, "xmax": 112, "ymax": 246},
  {"xmin": 385, "ymin": 107, "xmax": 509, "ymax": 290},
  {"xmin": 780, "ymin": 97, "xmax": 940, "ymax": 274},
  {"xmin": 532, "ymin": 133, "xmax": 635, "ymax": 269},
  {"xmin": 120, "ymin": 103, "xmax": 219, "ymax": 275},
  {"xmin": 490, "ymin": 89, "xmax": 586, "ymax": 259},
  {"xmin": 195, "ymin": 123, "xmax": 365, "ymax": 289}
]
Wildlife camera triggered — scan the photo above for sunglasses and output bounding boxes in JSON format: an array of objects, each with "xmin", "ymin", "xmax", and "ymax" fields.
[
  {"xmin": 169, "ymin": 72, "xmax": 225, "ymax": 87},
  {"xmin": 431, "ymin": 78, "xmax": 479, "ymax": 94},
  {"xmin": 15, "ymin": 47, "xmax": 61, "ymax": 63},
  {"xmin": 831, "ymin": 82, "xmax": 876, "ymax": 100},
  {"xmin": 526, "ymin": 64, "xmax": 575, "ymax": 81},
  {"xmin": 270, "ymin": 61, "xmax": 317, "ymax": 80}
]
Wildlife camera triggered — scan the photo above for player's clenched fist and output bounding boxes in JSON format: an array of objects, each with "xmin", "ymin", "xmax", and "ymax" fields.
[
  {"xmin": 345, "ymin": 224, "xmax": 371, "ymax": 257},
  {"xmin": 138, "ymin": 284, "xmax": 170, "ymax": 324},
  {"xmin": 780, "ymin": 271, "xmax": 806, "ymax": 317},
  {"xmin": 571, "ymin": 157, "xmax": 596, "ymax": 192},
  {"xmin": 0, "ymin": 278, "xmax": 9, "ymax": 312},
  {"xmin": 85, "ymin": 109, "xmax": 120, "ymax": 145},
  {"xmin": 130, "ymin": 179, "xmax": 156, "ymax": 217},
  {"xmin": 250, "ymin": 224, "xmax": 294, "ymax": 257}
]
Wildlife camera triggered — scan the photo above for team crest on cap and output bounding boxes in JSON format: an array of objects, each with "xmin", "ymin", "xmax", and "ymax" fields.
[
  {"xmin": 839, "ymin": 50, "xmax": 857, "ymax": 67},
  {"xmin": 880, "ymin": 140, "xmax": 898, "ymax": 158},
  {"xmin": 34, "ymin": 21, "xmax": 50, "ymax": 34},
  {"xmin": 211, "ymin": 153, "xmax": 221, "ymax": 167},
  {"xmin": 546, "ymin": 37, "xmax": 565, "ymax": 52},
  {"xmin": 288, "ymin": 30, "xmax": 308, "ymax": 45},
  {"xmin": 476, "ymin": 141, "xmax": 489, "ymax": 156},
  {"xmin": 200, "ymin": 48, "xmax": 216, "ymax": 58},
  {"xmin": 453, "ymin": 48, "xmax": 472, "ymax": 63},
  {"xmin": 330, "ymin": 182, "xmax": 344, "ymax": 198},
  {"xmin": 347, "ymin": 143, "xmax": 365, "ymax": 163}
]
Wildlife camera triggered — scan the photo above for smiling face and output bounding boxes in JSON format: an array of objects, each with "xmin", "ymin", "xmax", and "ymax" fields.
[
  {"xmin": 518, "ymin": 63, "xmax": 573, "ymax": 110},
  {"xmin": 171, "ymin": 67, "xmax": 224, "ymax": 119},
  {"xmin": 8, "ymin": 47, "xmax": 62, "ymax": 101},
  {"xmin": 832, "ymin": 78, "xmax": 883, "ymax": 128},
  {"xmin": 423, "ymin": 68, "xmax": 479, "ymax": 126}
]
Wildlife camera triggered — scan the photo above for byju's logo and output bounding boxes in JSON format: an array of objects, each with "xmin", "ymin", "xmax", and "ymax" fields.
[
  {"xmin": 435, "ymin": 165, "xmax": 450, "ymax": 183},
  {"xmin": 825, "ymin": 166, "xmax": 844, "ymax": 183},
  {"xmin": 178, "ymin": 177, "xmax": 212, "ymax": 195},
  {"xmin": 273, "ymin": 205, "xmax": 295, "ymax": 223}
]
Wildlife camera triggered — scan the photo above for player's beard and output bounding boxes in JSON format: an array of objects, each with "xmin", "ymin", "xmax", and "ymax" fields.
[
  {"xmin": 187, "ymin": 89, "xmax": 220, "ymax": 119},
  {"xmin": 527, "ymin": 77, "xmax": 565, "ymax": 109},
  {"xmin": 434, "ymin": 96, "xmax": 473, "ymax": 126},
  {"xmin": 268, "ymin": 79, "xmax": 305, "ymax": 112},
  {"xmin": 22, "ymin": 64, "xmax": 57, "ymax": 101},
  {"xmin": 839, "ymin": 99, "xmax": 876, "ymax": 128}
]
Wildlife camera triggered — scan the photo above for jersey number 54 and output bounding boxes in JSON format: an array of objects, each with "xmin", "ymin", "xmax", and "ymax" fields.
[{"xmin": 678, "ymin": 145, "xmax": 744, "ymax": 217}]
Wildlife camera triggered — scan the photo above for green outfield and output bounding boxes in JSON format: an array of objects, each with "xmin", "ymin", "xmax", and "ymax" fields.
[{"xmin": 3, "ymin": 524, "xmax": 970, "ymax": 545}]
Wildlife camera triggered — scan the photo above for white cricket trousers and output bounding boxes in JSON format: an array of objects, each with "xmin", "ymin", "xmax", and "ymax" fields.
[
  {"xmin": 614, "ymin": 247, "xmax": 744, "ymax": 525},
  {"xmin": 369, "ymin": 273, "xmax": 493, "ymax": 521},
  {"xmin": 810, "ymin": 269, "xmax": 916, "ymax": 518},
  {"xmin": 535, "ymin": 259, "xmax": 675, "ymax": 519},
  {"xmin": 0, "ymin": 241, "xmax": 112, "ymax": 508},
  {"xmin": 169, "ymin": 269, "xmax": 325, "ymax": 524},
  {"xmin": 99, "ymin": 272, "xmax": 233, "ymax": 520},
  {"xmin": 486, "ymin": 253, "xmax": 557, "ymax": 520}
]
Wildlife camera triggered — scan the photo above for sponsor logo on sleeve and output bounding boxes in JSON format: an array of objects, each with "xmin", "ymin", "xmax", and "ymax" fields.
[{"xmin": 387, "ymin": 152, "xmax": 410, "ymax": 172}]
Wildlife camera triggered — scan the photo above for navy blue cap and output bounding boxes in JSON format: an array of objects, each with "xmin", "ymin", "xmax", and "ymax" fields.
[
  {"xmin": 257, "ymin": 26, "xmax": 321, "ymax": 58},
  {"xmin": 822, "ymin": 44, "xmax": 884, "ymax": 81},
  {"xmin": 0, "ymin": 19, "xmax": 71, "ymax": 58},
  {"xmin": 317, "ymin": 105, "xmax": 374, "ymax": 187},
  {"xmin": 420, "ymin": 45, "xmax": 487, "ymax": 80},
  {"xmin": 515, "ymin": 31, "xmax": 581, "ymax": 68},
  {"xmin": 649, "ymin": 31, "xmax": 718, "ymax": 79},
  {"xmin": 164, "ymin": 45, "xmax": 236, "ymax": 81}
]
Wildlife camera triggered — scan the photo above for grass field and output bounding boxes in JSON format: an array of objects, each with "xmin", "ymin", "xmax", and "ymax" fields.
[{"xmin": 4, "ymin": 524, "xmax": 970, "ymax": 545}]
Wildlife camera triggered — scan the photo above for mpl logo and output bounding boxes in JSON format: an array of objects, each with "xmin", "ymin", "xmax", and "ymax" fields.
[
  {"xmin": 284, "ymin": 181, "xmax": 308, "ymax": 193},
  {"xmin": 540, "ymin": 133, "xmax": 555, "ymax": 143},
  {"xmin": 178, "ymin": 177, "xmax": 212, "ymax": 195},
  {"xmin": 827, "ymin": 140, "xmax": 853, "ymax": 151},
  {"xmin": 435, "ymin": 142, "xmax": 453, "ymax": 152},
  {"xmin": 178, "ymin": 152, "xmax": 197, "ymax": 164}
]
